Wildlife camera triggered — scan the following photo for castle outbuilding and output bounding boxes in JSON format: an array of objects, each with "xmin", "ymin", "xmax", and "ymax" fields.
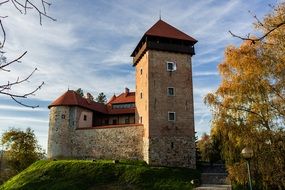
[{"xmin": 48, "ymin": 19, "xmax": 197, "ymax": 168}]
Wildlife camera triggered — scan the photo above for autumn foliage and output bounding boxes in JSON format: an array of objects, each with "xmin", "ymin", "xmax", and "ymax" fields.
[{"xmin": 205, "ymin": 2, "xmax": 285, "ymax": 189}]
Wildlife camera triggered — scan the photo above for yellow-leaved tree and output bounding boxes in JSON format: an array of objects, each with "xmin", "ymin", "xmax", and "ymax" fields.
[{"xmin": 205, "ymin": 2, "xmax": 285, "ymax": 189}]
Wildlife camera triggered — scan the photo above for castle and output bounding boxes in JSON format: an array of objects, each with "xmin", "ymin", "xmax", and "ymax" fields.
[{"xmin": 48, "ymin": 19, "xmax": 197, "ymax": 168}]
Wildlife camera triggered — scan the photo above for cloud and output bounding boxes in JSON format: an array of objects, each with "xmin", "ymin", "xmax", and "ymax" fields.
[
  {"xmin": 0, "ymin": 0, "xmax": 278, "ymax": 145},
  {"xmin": 0, "ymin": 104, "xmax": 47, "ymax": 112}
]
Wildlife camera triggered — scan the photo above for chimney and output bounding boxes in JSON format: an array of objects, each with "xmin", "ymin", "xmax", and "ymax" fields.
[
  {"xmin": 125, "ymin": 87, "xmax": 129, "ymax": 94},
  {"xmin": 86, "ymin": 92, "xmax": 93, "ymax": 103}
]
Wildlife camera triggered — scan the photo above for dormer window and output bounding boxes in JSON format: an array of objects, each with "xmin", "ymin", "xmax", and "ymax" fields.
[{"xmin": 166, "ymin": 61, "xmax": 176, "ymax": 71}]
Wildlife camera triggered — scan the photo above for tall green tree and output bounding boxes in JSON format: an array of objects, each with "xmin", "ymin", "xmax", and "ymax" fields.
[
  {"xmin": 1, "ymin": 128, "xmax": 45, "ymax": 172},
  {"xmin": 197, "ymin": 133, "xmax": 211, "ymax": 162},
  {"xmin": 205, "ymin": 3, "xmax": 285, "ymax": 189},
  {"xmin": 197, "ymin": 133, "xmax": 222, "ymax": 163},
  {"xmin": 96, "ymin": 92, "xmax": 107, "ymax": 104}
]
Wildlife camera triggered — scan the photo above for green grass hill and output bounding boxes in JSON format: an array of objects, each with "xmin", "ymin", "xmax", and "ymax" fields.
[{"xmin": 0, "ymin": 160, "xmax": 200, "ymax": 190}]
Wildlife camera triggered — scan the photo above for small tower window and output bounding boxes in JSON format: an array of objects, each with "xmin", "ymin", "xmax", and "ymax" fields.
[
  {"xmin": 140, "ymin": 116, "xmax": 143, "ymax": 123},
  {"xmin": 167, "ymin": 87, "xmax": 175, "ymax": 96},
  {"xmin": 166, "ymin": 62, "xmax": 176, "ymax": 71},
  {"xmin": 83, "ymin": 115, "xmax": 87, "ymax": 121},
  {"xmin": 140, "ymin": 92, "xmax": 143, "ymax": 99},
  {"xmin": 171, "ymin": 142, "xmax": 174, "ymax": 149},
  {"xmin": 140, "ymin": 68, "xmax": 143, "ymax": 75},
  {"xmin": 168, "ymin": 112, "xmax": 176, "ymax": 121}
]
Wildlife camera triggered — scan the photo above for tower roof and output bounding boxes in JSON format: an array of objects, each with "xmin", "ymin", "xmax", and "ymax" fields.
[
  {"xmin": 131, "ymin": 20, "xmax": 197, "ymax": 65},
  {"xmin": 145, "ymin": 19, "xmax": 197, "ymax": 42}
]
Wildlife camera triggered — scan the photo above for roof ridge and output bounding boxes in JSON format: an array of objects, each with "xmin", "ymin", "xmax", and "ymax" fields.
[{"xmin": 145, "ymin": 19, "xmax": 197, "ymax": 42}]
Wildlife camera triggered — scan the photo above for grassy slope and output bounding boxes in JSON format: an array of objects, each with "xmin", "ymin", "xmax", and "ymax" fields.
[{"xmin": 0, "ymin": 160, "xmax": 200, "ymax": 190}]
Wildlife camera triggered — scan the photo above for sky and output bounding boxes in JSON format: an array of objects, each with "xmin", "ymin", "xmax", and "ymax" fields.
[{"xmin": 0, "ymin": 0, "xmax": 281, "ymax": 151}]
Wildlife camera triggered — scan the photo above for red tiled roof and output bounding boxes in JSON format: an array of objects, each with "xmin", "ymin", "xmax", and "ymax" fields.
[
  {"xmin": 49, "ymin": 90, "xmax": 135, "ymax": 115},
  {"xmin": 131, "ymin": 19, "xmax": 197, "ymax": 57},
  {"xmin": 145, "ymin": 19, "xmax": 197, "ymax": 42},
  {"xmin": 48, "ymin": 90, "xmax": 108, "ymax": 113},
  {"xmin": 107, "ymin": 94, "xmax": 116, "ymax": 104},
  {"xmin": 107, "ymin": 92, "xmax": 135, "ymax": 105}
]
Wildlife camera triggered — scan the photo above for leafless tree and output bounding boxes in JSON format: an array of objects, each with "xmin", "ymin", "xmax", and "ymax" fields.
[
  {"xmin": 0, "ymin": 0, "xmax": 55, "ymax": 108},
  {"xmin": 229, "ymin": 3, "xmax": 285, "ymax": 43}
]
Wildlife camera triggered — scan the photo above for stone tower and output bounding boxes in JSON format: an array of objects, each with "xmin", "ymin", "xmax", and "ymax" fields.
[{"xmin": 131, "ymin": 19, "xmax": 197, "ymax": 168}]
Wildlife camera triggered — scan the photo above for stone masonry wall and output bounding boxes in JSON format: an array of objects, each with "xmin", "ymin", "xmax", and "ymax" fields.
[
  {"xmin": 70, "ymin": 125, "xmax": 144, "ymax": 160},
  {"xmin": 48, "ymin": 106, "xmax": 72, "ymax": 158},
  {"xmin": 148, "ymin": 136, "xmax": 196, "ymax": 168},
  {"xmin": 146, "ymin": 50, "xmax": 196, "ymax": 168},
  {"xmin": 48, "ymin": 106, "xmax": 144, "ymax": 160}
]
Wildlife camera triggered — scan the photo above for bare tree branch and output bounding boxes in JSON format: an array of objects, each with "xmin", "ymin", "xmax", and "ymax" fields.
[
  {"xmin": 0, "ymin": 51, "xmax": 27, "ymax": 71},
  {"xmin": 11, "ymin": 0, "xmax": 23, "ymax": 13},
  {"xmin": 0, "ymin": 0, "xmax": 55, "ymax": 108},
  {"xmin": 0, "ymin": 20, "xmax": 6, "ymax": 48},
  {"xmin": 229, "ymin": 21, "xmax": 285, "ymax": 42},
  {"xmin": 248, "ymin": 10, "xmax": 265, "ymax": 28},
  {"xmin": 0, "ymin": 0, "xmax": 9, "ymax": 6},
  {"xmin": 229, "ymin": 4, "xmax": 285, "ymax": 42},
  {"xmin": 0, "ymin": 66, "xmax": 37, "ymax": 89}
]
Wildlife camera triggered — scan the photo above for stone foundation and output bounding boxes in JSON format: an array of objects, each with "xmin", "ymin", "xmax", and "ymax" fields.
[{"xmin": 147, "ymin": 136, "xmax": 196, "ymax": 168}]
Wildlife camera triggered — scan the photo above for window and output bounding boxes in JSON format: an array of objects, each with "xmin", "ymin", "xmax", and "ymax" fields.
[
  {"xmin": 140, "ymin": 92, "xmax": 143, "ymax": 99},
  {"xmin": 166, "ymin": 61, "xmax": 176, "ymax": 71},
  {"xmin": 83, "ymin": 115, "xmax": 87, "ymax": 121},
  {"xmin": 140, "ymin": 116, "xmax": 143, "ymax": 123},
  {"xmin": 168, "ymin": 112, "xmax": 176, "ymax": 121},
  {"xmin": 125, "ymin": 118, "xmax": 130, "ymax": 124},
  {"xmin": 113, "ymin": 119, "xmax": 117, "ymax": 125},
  {"xmin": 140, "ymin": 68, "xmax": 143, "ymax": 75},
  {"xmin": 167, "ymin": 87, "xmax": 175, "ymax": 96},
  {"xmin": 61, "ymin": 114, "xmax": 65, "ymax": 119},
  {"xmin": 112, "ymin": 103, "xmax": 135, "ymax": 109}
]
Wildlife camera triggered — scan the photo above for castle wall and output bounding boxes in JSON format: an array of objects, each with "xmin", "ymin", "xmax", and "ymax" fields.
[
  {"xmin": 70, "ymin": 125, "xmax": 144, "ymax": 160},
  {"xmin": 48, "ymin": 106, "xmax": 73, "ymax": 158},
  {"xmin": 145, "ymin": 50, "xmax": 196, "ymax": 168},
  {"xmin": 48, "ymin": 106, "xmax": 144, "ymax": 160},
  {"xmin": 78, "ymin": 110, "xmax": 93, "ymax": 128},
  {"xmin": 148, "ymin": 50, "xmax": 195, "ymax": 137},
  {"xmin": 148, "ymin": 137, "xmax": 196, "ymax": 168},
  {"xmin": 135, "ymin": 51, "xmax": 150, "ymax": 163},
  {"xmin": 134, "ymin": 50, "xmax": 196, "ymax": 168}
]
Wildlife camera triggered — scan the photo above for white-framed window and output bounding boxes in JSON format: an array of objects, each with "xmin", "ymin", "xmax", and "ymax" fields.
[
  {"xmin": 168, "ymin": 112, "xmax": 176, "ymax": 121},
  {"xmin": 166, "ymin": 61, "xmax": 177, "ymax": 71},
  {"xmin": 167, "ymin": 87, "xmax": 175, "ymax": 96}
]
